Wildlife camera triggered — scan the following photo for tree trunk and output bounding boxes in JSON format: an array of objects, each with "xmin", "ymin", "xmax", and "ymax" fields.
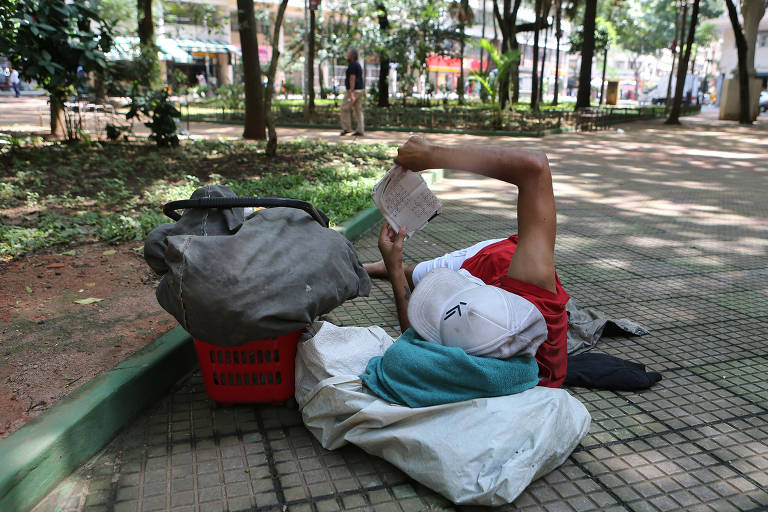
[
  {"xmin": 480, "ymin": 0, "xmax": 487, "ymax": 71},
  {"xmin": 238, "ymin": 0, "xmax": 266, "ymax": 139},
  {"xmin": 458, "ymin": 22, "xmax": 466, "ymax": 104},
  {"xmin": 511, "ymin": 39, "xmax": 520, "ymax": 102},
  {"xmin": 305, "ymin": 8, "xmax": 316, "ymax": 120},
  {"xmin": 137, "ymin": 0, "xmax": 160, "ymax": 88},
  {"xmin": 599, "ymin": 47, "xmax": 607, "ymax": 105},
  {"xmin": 539, "ymin": 20, "xmax": 549, "ymax": 102},
  {"xmin": 137, "ymin": 0, "xmax": 153, "ymax": 48},
  {"xmin": 575, "ymin": 0, "xmax": 597, "ymax": 109},
  {"xmin": 265, "ymin": 0, "xmax": 289, "ymax": 156},
  {"xmin": 552, "ymin": 0, "xmax": 561, "ymax": 105},
  {"xmin": 666, "ymin": 2, "xmax": 686, "ymax": 108},
  {"xmin": 530, "ymin": 0, "xmax": 542, "ymax": 111},
  {"xmin": 493, "ymin": 0, "xmax": 510, "ymax": 107},
  {"xmin": 494, "ymin": 0, "xmax": 522, "ymax": 107},
  {"xmin": 666, "ymin": 0, "xmax": 699, "ymax": 124},
  {"xmin": 724, "ymin": 0, "xmax": 752, "ymax": 124},
  {"xmin": 376, "ymin": 3, "xmax": 391, "ymax": 107},
  {"xmin": 49, "ymin": 92, "xmax": 65, "ymax": 139},
  {"xmin": 319, "ymin": 63, "xmax": 327, "ymax": 99}
]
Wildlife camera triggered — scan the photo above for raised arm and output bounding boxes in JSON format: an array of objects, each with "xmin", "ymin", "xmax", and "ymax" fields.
[
  {"xmin": 377, "ymin": 222, "xmax": 412, "ymax": 333},
  {"xmin": 395, "ymin": 136, "xmax": 557, "ymax": 293}
]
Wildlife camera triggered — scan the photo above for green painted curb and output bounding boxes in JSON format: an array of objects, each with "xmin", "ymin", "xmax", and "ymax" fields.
[
  {"xmin": 334, "ymin": 204, "xmax": 383, "ymax": 241},
  {"xmin": 0, "ymin": 326, "xmax": 196, "ymax": 512}
]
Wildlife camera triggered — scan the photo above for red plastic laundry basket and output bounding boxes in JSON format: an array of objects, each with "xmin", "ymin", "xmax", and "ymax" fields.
[{"xmin": 193, "ymin": 330, "xmax": 302, "ymax": 406}]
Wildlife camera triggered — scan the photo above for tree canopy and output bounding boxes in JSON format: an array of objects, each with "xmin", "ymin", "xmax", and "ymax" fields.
[{"xmin": 0, "ymin": 0, "xmax": 113, "ymax": 136}]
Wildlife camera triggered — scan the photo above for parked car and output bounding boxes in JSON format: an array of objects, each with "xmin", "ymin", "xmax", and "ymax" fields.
[{"xmin": 760, "ymin": 90, "xmax": 768, "ymax": 113}]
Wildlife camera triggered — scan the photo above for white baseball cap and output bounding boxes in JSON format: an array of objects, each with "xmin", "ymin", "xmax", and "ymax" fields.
[{"xmin": 407, "ymin": 268, "xmax": 548, "ymax": 359}]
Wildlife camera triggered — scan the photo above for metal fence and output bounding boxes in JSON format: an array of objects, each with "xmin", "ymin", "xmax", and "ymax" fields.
[{"xmin": 185, "ymin": 103, "xmax": 701, "ymax": 135}]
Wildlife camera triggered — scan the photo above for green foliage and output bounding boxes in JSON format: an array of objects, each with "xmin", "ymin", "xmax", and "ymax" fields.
[
  {"xmin": 0, "ymin": 0, "xmax": 113, "ymax": 100},
  {"xmin": 127, "ymin": 86, "xmax": 181, "ymax": 147},
  {"xmin": 215, "ymin": 83, "xmax": 246, "ymax": 110},
  {"xmin": 164, "ymin": 1, "xmax": 222, "ymax": 29},
  {"xmin": 0, "ymin": 139, "xmax": 396, "ymax": 259},
  {"xmin": 470, "ymin": 39, "xmax": 521, "ymax": 107},
  {"xmin": 569, "ymin": 16, "xmax": 617, "ymax": 54}
]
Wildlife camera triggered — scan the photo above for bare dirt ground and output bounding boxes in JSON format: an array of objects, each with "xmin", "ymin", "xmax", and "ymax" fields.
[{"xmin": 0, "ymin": 241, "xmax": 176, "ymax": 439}]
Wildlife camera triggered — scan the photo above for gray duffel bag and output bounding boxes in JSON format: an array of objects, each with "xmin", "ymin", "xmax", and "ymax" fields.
[{"xmin": 145, "ymin": 185, "xmax": 371, "ymax": 346}]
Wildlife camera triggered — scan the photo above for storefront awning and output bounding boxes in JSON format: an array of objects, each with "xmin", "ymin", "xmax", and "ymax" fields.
[
  {"xmin": 175, "ymin": 39, "xmax": 233, "ymax": 55},
  {"xmin": 158, "ymin": 37, "xmax": 194, "ymax": 64},
  {"xmin": 106, "ymin": 36, "xmax": 193, "ymax": 64}
]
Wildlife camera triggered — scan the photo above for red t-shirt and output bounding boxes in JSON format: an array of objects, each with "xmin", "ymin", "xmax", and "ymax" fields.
[{"xmin": 460, "ymin": 236, "xmax": 569, "ymax": 388}]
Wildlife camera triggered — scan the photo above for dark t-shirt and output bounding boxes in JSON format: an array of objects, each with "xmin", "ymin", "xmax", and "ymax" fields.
[{"xmin": 345, "ymin": 61, "xmax": 364, "ymax": 90}]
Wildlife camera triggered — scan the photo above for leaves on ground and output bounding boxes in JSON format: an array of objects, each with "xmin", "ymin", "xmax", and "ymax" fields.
[{"xmin": 73, "ymin": 297, "xmax": 104, "ymax": 304}]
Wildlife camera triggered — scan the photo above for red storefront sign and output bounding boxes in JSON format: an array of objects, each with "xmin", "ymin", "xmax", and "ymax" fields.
[{"xmin": 426, "ymin": 55, "xmax": 487, "ymax": 73}]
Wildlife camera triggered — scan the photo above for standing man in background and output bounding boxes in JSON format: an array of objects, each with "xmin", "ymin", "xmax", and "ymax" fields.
[
  {"xmin": 340, "ymin": 48, "xmax": 365, "ymax": 137},
  {"xmin": 9, "ymin": 65, "xmax": 21, "ymax": 98}
]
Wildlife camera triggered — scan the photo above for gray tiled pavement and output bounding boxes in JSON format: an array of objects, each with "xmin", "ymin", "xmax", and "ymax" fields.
[{"xmin": 34, "ymin": 115, "xmax": 768, "ymax": 512}]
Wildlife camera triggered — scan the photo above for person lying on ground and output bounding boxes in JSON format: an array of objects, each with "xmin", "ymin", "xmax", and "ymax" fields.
[{"xmin": 364, "ymin": 136, "xmax": 570, "ymax": 388}]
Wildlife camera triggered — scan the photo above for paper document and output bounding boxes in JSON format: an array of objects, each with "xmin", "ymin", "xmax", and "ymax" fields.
[{"xmin": 371, "ymin": 166, "xmax": 441, "ymax": 239}]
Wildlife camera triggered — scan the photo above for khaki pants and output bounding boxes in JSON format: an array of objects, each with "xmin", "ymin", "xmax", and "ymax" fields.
[{"xmin": 340, "ymin": 90, "xmax": 365, "ymax": 133}]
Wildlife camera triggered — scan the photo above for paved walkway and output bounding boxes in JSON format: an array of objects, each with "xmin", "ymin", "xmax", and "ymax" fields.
[{"xmin": 25, "ymin": 107, "xmax": 768, "ymax": 512}]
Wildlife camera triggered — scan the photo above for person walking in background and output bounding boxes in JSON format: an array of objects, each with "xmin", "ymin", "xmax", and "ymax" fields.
[
  {"xmin": 340, "ymin": 48, "xmax": 365, "ymax": 137},
  {"xmin": 9, "ymin": 65, "xmax": 21, "ymax": 98}
]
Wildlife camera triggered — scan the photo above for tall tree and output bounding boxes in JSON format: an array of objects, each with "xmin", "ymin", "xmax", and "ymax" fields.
[
  {"xmin": 724, "ymin": 0, "xmax": 751, "ymax": 124},
  {"xmin": 666, "ymin": 0, "xmax": 699, "ymax": 123},
  {"xmin": 305, "ymin": 6, "xmax": 317, "ymax": 120},
  {"xmin": 665, "ymin": 2, "xmax": 687, "ymax": 107},
  {"xmin": 265, "ymin": 0, "xmax": 290, "ymax": 155},
  {"xmin": 237, "ymin": 0, "xmax": 266, "ymax": 139},
  {"xmin": 575, "ymin": 0, "xmax": 597, "ymax": 108},
  {"xmin": 530, "ymin": 0, "xmax": 543, "ymax": 111},
  {"xmin": 539, "ymin": 17, "xmax": 551, "ymax": 103},
  {"xmin": 376, "ymin": 3, "xmax": 391, "ymax": 107},
  {"xmin": 451, "ymin": 0, "xmax": 473, "ymax": 104},
  {"xmin": 492, "ymin": 0, "xmax": 523, "ymax": 107},
  {"xmin": 570, "ymin": 17, "xmax": 614, "ymax": 101},
  {"xmin": 552, "ymin": 0, "xmax": 563, "ymax": 105},
  {"xmin": 137, "ymin": 0, "xmax": 161, "ymax": 88},
  {"xmin": 0, "ymin": 0, "xmax": 113, "ymax": 138}
]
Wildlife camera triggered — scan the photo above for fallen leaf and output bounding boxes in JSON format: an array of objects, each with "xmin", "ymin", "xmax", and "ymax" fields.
[
  {"xmin": 61, "ymin": 250, "xmax": 76, "ymax": 256},
  {"xmin": 46, "ymin": 262, "xmax": 66, "ymax": 269},
  {"xmin": 102, "ymin": 249, "xmax": 116, "ymax": 255},
  {"xmin": 73, "ymin": 298, "xmax": 103, "ymax": 304},
  {"xmin": 86, "ymin": 282, "xmax": 96, "ymax": 287},
  {"xmin": 25, "ymin": 286, "xmax": 33, "ymax": 294}
]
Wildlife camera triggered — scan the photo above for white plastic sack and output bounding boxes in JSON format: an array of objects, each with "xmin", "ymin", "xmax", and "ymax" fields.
[{"xmin": 295, "ymin": 321, "xmax": 591, "ymax": 506}]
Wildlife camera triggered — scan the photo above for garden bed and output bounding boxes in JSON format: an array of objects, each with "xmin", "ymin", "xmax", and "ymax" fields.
[
  {"xmin": 183, "ymin": 101, "xmax": 700, "ymax": 135},
  {"xmin": 0, "ymin": 138, "xmax": 396, "ymax": 259}
]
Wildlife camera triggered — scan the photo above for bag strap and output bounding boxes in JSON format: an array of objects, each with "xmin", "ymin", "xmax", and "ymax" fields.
[{"xmin": 163, "ymin": 197, "xmax": 329, "ymax": 227}]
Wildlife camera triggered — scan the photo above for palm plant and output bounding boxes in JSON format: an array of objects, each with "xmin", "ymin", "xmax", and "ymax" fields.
[{"xmin": 470, "ymin": 38, "xmax": 520, "ymax": 127}]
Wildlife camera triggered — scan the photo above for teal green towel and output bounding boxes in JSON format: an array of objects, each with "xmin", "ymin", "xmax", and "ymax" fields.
[{"xmin": 360, "ymin": 328, "xmax": 539, "ymax": 407}]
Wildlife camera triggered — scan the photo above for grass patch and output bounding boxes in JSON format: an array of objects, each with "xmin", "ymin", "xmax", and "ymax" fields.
[{"xmin": 0, "ymin": 138, "xmax": 395, "ymax": 259}]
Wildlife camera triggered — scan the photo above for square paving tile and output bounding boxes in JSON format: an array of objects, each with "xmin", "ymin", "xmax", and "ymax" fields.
[
  {"xmin": 572, "ymin": 431, "xmax": 768, "ymax": 512},
  {"xmin": 623, "ymin": 370, "xmax": 764, "ymax": 430}
]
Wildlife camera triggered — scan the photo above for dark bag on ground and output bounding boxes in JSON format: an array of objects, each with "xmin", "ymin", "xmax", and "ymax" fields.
[{"xmin": 144, "ymin": 185, "xmax": 371, "ymax": 346}]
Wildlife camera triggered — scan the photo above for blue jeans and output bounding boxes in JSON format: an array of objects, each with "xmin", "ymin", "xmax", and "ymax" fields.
[{"xmin": 11, "ymin": 82, "xmax": 20, "ymax": 97}]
